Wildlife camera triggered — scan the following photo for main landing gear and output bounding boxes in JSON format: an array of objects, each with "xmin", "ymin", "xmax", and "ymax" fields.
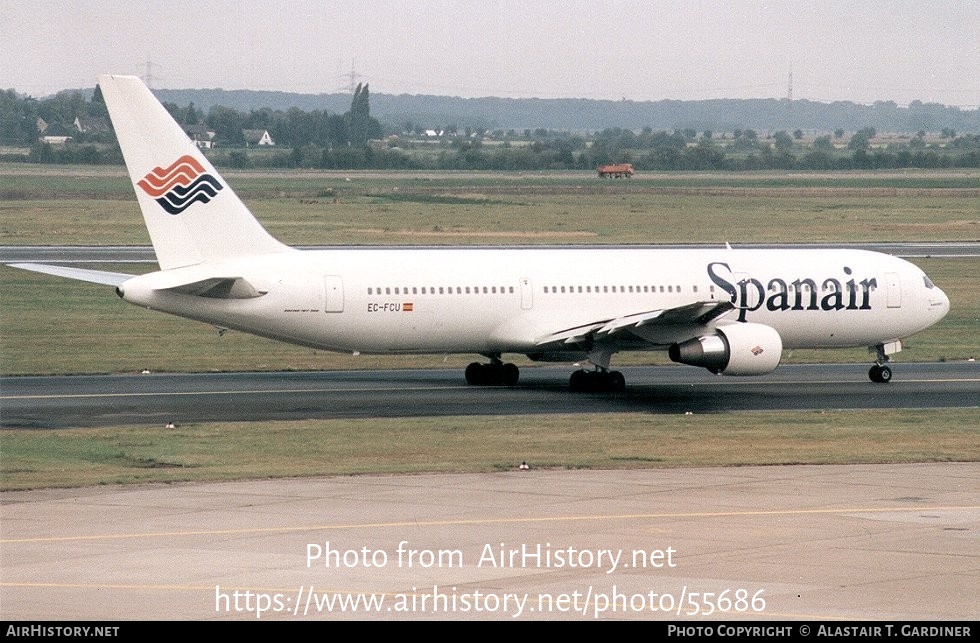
[
  {"xmin": 569, "ymin": 368, "xmax": 626, "ymax": 393},
  {"xmin": 465, "ymin": 357, "xmax": 520, "ymax": 386},
  {"xmin": 568, "ymin": 347, "xmax": 625, "ymax": 393}
]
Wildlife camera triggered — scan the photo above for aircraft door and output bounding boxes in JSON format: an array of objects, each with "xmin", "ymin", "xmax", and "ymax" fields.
[
  {"xmin": 885, "ymin": 272, "xmax": 901, "ymax": 308},
  {"xmin": 324, "ymin": 275, "xmax": 344, "ymax": 313},
  {"xmin": 520, "ymin": 278, "xmax": 533, "ymax": 310}
]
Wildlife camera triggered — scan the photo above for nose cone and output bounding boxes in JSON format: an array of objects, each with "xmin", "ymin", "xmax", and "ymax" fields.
[{"xmin": 931, "ymin": 286, "xmax": 951, "ymax": 322}]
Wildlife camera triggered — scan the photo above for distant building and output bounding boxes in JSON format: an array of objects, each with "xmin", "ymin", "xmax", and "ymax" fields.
[
  {"xmin": 38, "ymin": 122, "xmax": 72, "ymax": 145},
  {"xmin": 372, "ymin": 134, "xmax": 401, "ymax": 150},
  {"xmin": 185, "ymin": 124, "xmax": 217, "ymax": 149},
  {"xmin": 73, "ymin": 116, "xmax": 109, "ymax": 134},
  {"xmin": 244, "ymin": 129, "xmax": 275, "ymax": 146}
]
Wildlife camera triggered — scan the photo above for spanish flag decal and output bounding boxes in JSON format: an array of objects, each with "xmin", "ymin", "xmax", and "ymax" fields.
[{"xmin": 403, "ymin": 302, "xmax": 414, "ymax": 312}]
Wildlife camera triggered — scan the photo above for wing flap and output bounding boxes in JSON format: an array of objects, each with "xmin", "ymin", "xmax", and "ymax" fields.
[
  {"xmin": 535, "ymin": 300, "xmax": 735, "ymax": 350},
  {"xmin": 597, "ymin": 309, "xmax": 666, "ymax": 335},
  {"xmin": 535, "ymin": 321, "xmax": 610, "ymax": 347},
  {"xmin": 650, "ymin": 300, "xmax": 734, "ymax": 326}
]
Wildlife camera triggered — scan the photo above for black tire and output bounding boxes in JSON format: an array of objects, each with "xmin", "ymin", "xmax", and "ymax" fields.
[
  {"xmin": 869, "ymin": 365, "xmax": 893, "ymax": 383},
  {"xmin": 607, "ymin": 371, "xmax": 626, "ymax": 392}
]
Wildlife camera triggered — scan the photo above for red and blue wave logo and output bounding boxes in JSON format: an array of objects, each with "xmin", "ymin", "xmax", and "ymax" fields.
[{"xmin": 137, "ymin": 155, "xmax": 223, "ymax": 215}]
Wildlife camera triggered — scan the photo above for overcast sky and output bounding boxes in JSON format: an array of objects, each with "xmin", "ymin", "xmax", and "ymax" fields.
[{"xmin": 2, "ymin": 0, "xmax": 977, "ymax": 107}]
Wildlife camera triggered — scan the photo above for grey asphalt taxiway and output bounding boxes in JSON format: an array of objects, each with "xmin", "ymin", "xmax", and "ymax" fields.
[
  {"xmin": 2, "ymin": 463, "xmax": 977, "ymax": 620},
  {"xmin": 2, "ymin": 362, "xmax": 977, "ymax": 429}
]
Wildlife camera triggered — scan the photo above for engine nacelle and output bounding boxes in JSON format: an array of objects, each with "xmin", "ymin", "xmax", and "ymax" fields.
[{"xmin": 668, "ymin": 323, "xmax": 782, "ymax": 376}]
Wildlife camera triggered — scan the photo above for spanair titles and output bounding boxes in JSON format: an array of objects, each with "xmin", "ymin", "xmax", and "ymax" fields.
[{"xmin": 707, "ymin": 261, "xmax": 878, "ymax": 322}]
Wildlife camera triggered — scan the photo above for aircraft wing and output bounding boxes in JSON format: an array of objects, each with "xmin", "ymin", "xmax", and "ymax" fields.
[
  {"xmin": 534, "ymin": 300, "xmax": 735, "ymax": 350},
  {"xmin": 7, "ymin": 263, "xmax": 135, "ymax": 287}
]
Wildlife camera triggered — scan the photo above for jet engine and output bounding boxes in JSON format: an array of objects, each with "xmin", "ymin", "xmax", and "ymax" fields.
[{"xmin": 668, "ymin": 323, "xmax": 782, "ymax": 376}]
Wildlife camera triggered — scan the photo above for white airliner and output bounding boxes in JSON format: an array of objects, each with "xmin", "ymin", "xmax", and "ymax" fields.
[{"xmin": 10, "ymin": 75, "xmax": 950, "ymax": 391}]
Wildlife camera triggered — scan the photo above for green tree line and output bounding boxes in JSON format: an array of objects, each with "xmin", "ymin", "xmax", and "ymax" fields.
[{"xmin": 2, "ymin": 86, "xmax": 977, "ymax": 171}]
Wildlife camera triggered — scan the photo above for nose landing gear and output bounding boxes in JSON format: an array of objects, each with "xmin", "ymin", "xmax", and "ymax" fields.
[
  {"xmin": 868, "ymin": 363, "xmax": 892, "ymax": 383},
  {"xmin": 868, "ymin": 342, "xmax": 899, "ymax": 383}
]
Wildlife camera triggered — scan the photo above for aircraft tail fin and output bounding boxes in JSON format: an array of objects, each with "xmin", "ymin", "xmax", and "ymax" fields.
[{"xmin": 98, "ymin": 74, "xmax": 290, "ymax": 270}]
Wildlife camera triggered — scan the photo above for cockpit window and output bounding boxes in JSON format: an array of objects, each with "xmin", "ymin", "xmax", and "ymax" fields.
[{"xmin": 923, "ymin": 276, "xmax": 935, "ymax": 289}]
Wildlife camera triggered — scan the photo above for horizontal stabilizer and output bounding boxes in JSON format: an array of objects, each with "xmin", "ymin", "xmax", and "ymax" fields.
[
  {"xmin": 7, "ymin": 263, "xmax": 134, "ymax": 286},
  {"xmin": 164, "ymin": 277, "xmax": 264, "ymax": 299}
]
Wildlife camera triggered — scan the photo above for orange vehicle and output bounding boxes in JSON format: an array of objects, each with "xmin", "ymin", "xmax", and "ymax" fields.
[{"xmin": 597, "ymin": 163, "xmax": 634, "ymax": 178}]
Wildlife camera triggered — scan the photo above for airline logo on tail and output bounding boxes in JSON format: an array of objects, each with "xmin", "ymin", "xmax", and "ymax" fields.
[{"xmin": 137, "ymin": 155, "xmax": 224, "ymax": 215}]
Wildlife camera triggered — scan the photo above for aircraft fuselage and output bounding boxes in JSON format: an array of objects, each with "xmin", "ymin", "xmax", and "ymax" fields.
[{"xmin": 118, "ymin": 247, "xmax": 949, "ymax": 358}]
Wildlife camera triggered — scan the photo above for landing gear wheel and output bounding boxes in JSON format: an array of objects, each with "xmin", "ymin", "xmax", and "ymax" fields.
[
  {"xmin": 607, "ymin": 370, "xmax": 626, "ymax": 393},
  {"xmin": 569, "ymin": 369, "xmax": 626, "ymax": 393},
  {"xmin": 569, "ymin": 369, "xmax": 589, "ymax": 393},
  {"xmin": 868, "ymin": 364, "xmax": 892, "ymax": 383},
  {"xmin": 868, "ymin": 343, "xmax": 897, "ymax": 384},
  {"xmin": 465, "ymin": 361, "xmax": 520, "ymax": 386}
]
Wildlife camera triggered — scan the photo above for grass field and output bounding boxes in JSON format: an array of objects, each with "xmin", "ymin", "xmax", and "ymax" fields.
[
  {"xmin": 1, "ymin": 165, "xmax": 977, "ymax": 489},
  {"xmin": 1, "ymin": 165, "xmax": 978, "ymax": 246},
  {"xmin": 2, "ymin": 409, "xmax": 977, "ymax": 491}
]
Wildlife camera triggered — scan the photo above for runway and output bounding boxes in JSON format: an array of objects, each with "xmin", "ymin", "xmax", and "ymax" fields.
[
  {"xmin": 2, "ymin": 363, "xmax": 977, "ymax": 429},
  {"xmin": 1, "ymin": 463, "xmax": 976, "ymax": 620},
  {"xmin": 1, "ymin": 241, "xmax": 978, "ymax": 265}
]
